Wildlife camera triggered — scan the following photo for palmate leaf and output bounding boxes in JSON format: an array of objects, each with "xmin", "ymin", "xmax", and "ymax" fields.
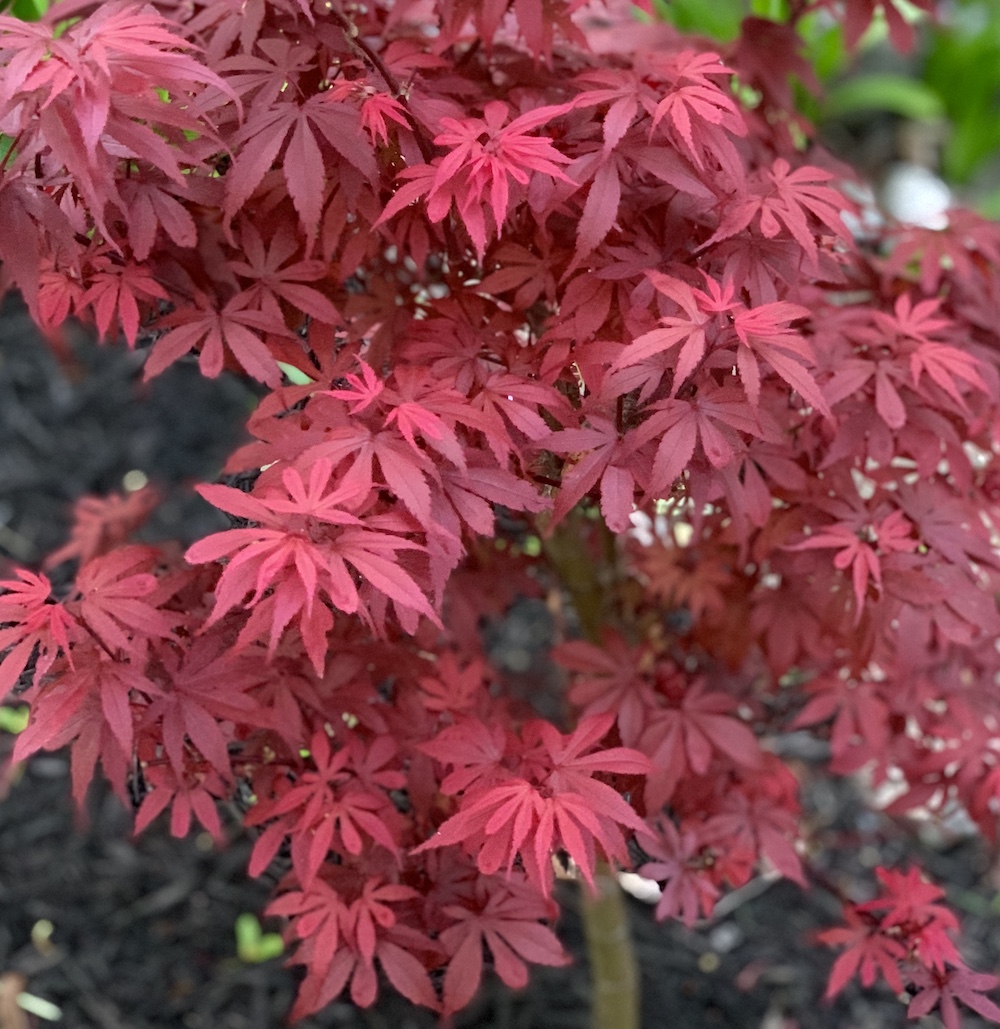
[
  {"xmin": 226, "ymin": 220, "xmax": 337, "ymax": 321},
  {"xmin": 704, "ymin": 159, "xmax": 851, "ymax": 269},
  {"xmin": 414, "ymin": 714, "xmax": 651, "ymax": 894},
  {"xmin": 907, "ymin": 966, "xmax": 1000, "ymax": 1029},
  {"xmin": 145, "ymin": 292, "xmax": 294, "ymax": 385},
  {"xmin": 638, "ymin": 679, "xmax": 761, "ymax": 808},
  {"xmin": 268, "ymin": 876, "xmax": 435, "ymax": 1018},
  {"xmin": 13, "ymin": 645, "xmax": 160, "ymax": 785},
  {"xmin": 439, "ymin": 877, "xmax": 569, "ymax": 1014},
  {"xmin": 379, "ymin": 101, "xmax": 574, "ymax": 260},
  {"xmin": 305, "ymin": 423, "xmax": 437, "ymax": 528},
  {"xmin": 571, "ymin": 152, "xmax": 624, "ymax": 264},
  {"xmin": 187, "ymin": 460, "xmax": 440, "ymax": 666},
  {"xmin": 0, "ymin": 176, "xmax": 72, "ymax": 321},
  {"xmin": 77, "ymin": 256, "xmax": 168, "ymax": 347},
  {"xmin": 647, "ymin": 49, "xmax": 745, "ymax": 158},
  {"xmin": 135, "ymin": 763, "xmax": 229, "ymax": 842},
  {"xmin": 140, "ymin": 635, "xmax": 265, "ymax": 779},
  {"xmin": 0, "ymin": 568, "xmax": 79, "ymax": 692},
  {"xmin": 637, "ymin": 817, "xmax": 719, "ymax": 928},
  {"xmin": 819, "ymin": 907, "xmax": 908, "ymax": 997},
  {"xmin": 630, "ymin": 385, "xmax": 760, "ymax": 499},
  {"xmin": 117, "ymin": 173, "xmax": 204, "ymax": 261},
  {"xmin": 73, "ymin": 545, "xmax": 177, "ymax": 657},
  {"xmin": 732, "ymin": 300, "xmax": 830, "ymax": 416},
  {"xmin": 545, "ymin": 417, "xmax": 646, "ymax": 533},
  {"xmin": 810, "ymin": 0, "xmax": 936, "ymax": 54},
  {"xmin": 0, "ymin": 0, "xmax": 236, "ymax": 237},
  {"xmin": 614, "ymin": 272, "xmax": 724, "ymax": 388},
  {"xmin": 223, "ymin": 93, "xmax": 376, "ymax": 244}
]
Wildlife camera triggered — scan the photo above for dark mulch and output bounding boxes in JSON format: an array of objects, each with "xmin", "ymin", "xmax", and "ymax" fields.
[{"xmin": 1, "ymin": 292, "xmax": 999, "ymax": 1029}]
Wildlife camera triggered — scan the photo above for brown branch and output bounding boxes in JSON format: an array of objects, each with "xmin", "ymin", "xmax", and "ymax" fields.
[
  {"xmin": 543, "ymin": 515, "xmax": 641, "ymax": 1029},
  {"xmin": 329, "ymin": 6, "xmax": 437, "ymax": 165}
]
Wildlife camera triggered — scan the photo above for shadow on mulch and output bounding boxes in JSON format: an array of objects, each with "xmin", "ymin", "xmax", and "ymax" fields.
[{"xmin": 1, "ymin": 292, "xmax": 999, "ymax": 1029}]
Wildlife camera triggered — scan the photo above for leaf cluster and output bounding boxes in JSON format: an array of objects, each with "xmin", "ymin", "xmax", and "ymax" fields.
[{"xmin": 1, "ymin": 0, "xmax": 1000, "ymax": 1025}]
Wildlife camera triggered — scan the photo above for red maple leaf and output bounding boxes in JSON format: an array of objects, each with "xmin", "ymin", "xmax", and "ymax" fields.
[
  {"xmin": 267, "ymin": 874, "xmax": 437, "ymax": 1017},
  {"xmin": 77, "ymin": 255, "xmax": 169, "ymax": 347},
  {"xmin": 646, "ymin": 49, "xmax": 745, "ymax": 162},
  {"xmin": 145, "ymin": 291, "xmax": 296, "ymax": 385},
  {"xmin": 545, "ymin": 415, "xmax": 647, "ymax": 533},
  {"xmin": 226, "ymin": 221, "xmax": 340, "ymax": 325},
  {"xmin": 246, "ymin": 729, "xmax": 402, "ymax": 887},
  {"xmin": 614, "ymin": 271, "xmax": 738, "ymax": 390},
  {"xmin": 558, "ymin": 633, "xmax": 660, "ymax": 747},
  {"xmin": 638, "ymin": 678, "xmax": 761, "ymax": 809},
  {"xmin": 859, "ymin": 866, "xmax": 960, "ymax": 970},
  {"xmin": 787, "ymin": 509, "xmax": 916, "ymax": 621},
  {"xmin": 0, "ymin": 1, "xmax": 234, "ymax": 231},
  {"xmin": 819, "ymin": 906, "xmax": 908, "ymax": 997},
  {"xmin": 0, "ymin": 569, "xmax": 80, "ymax": 692},
  {"xmin": 72, "ymin": 546, "xmax": 177, "ymax": 658},
  {"xmin": 135, "ymin": 762, "xmax": 230, "ymax": 842},
  {"xmin": 42, "ymin": 487, "xmax": 159, "ymax": 570},
  {"xmin": 414, "ymin": 713, "xmax": 651, "ymax": 893},
  {"xmin": 731, "ymin": 298, "xmax": 829, "ymax": 415},
  {"xmin": 116, "ymin": 171, "xmax": 206, "ymax": 261},
  {"xmin": 439, "ymin": 874, "xmax": 569, "ymax": 1013},
  {"xmin": 186, "ymin": 459, "xmax": 439, "ymax": 669},
  {"xmin": 907, "ymin": 965, "xmax": 1000, "ymax": 1029},
  {"xmin": 358, "ymin": 90, "xmax": 410, "ymax": 146},
  {"xmin": 380, "ymin": 101, "xmax": 573, "ymax": 259},
  {"xmin": 810, "ymin": 0, "xmax": 936, "ymax": 54},
  {"xmin": 705, "ymin": 159, "xmax": 851, "ymax": 269},
  {"xmin": 637, "ymin": 817, "xmax": 719, "ymax": 927},
  {"xmin": 417, "ymin": 652, "xmax": 489, "ymax": 716},
  {"xmin": 630, "ymin": 384, "xmax": 763, "ymax": 499},
  {"xmin": 141, "ymin": 635, "xmax": 265, "ymax": 779},
  {"xmin": 793, "ymin": 672, "xmax": 891, "ymax": 775},
  {"xmin": 223, "ymin": 92, "xmax": 376, "ymax": 243},
  {"xmin": 13, "ymin": 644, "xmax": 160, "ymax": 780}
]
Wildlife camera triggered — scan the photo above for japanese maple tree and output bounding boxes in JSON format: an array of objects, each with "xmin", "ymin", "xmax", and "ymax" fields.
[{"xmin": 2, "ymin": 0, "xmax": 1000, "ymax": 1025}]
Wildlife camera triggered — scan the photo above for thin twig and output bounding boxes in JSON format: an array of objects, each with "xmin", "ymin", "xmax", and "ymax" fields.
[{"xmin": 329, "ymin": 6, "xmax": 437, "ymax": 165}]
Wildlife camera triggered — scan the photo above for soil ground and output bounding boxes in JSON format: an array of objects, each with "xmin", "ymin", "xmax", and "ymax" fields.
[{"xmin": 1, "ymin": 293, "xmax": 999, "ymax": 1029}]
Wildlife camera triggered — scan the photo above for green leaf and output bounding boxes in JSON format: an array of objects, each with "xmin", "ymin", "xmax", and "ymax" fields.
[
  {"xmin": 0, "ymin": 705, "xmax": 30, "ymax": 734},
  {"xmin": 797, "ymin": 13, "xmax": 847, "ymax": 82},
  {"xmin": 651, "ymin": 0, "xmax": 745, "ymax": 41},
  {"xmin": 823, "ymin": 74, "xmax": 946, "ymax": 122},
  {"xmin": 750, "ymin": 0, "xmax": 790, "ymax": 20},
  {"xmin": 277, "ymin": 361, "xmax": 315, "ymax": 386},
  {"xmin": 924, "ymin": 14, "xmax": 1000, "ymax": 183},
  {"xmin": 7, "ymin": 0, "xmax": 50, "ymax": 19},
  {"xmin": 235, "ymin": 913, "xmax": 284, "ymax": 963}
]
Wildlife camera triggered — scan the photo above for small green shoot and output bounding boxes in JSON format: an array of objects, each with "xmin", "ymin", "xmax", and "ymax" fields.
[
  {"xmin": 276, "ymin": 361, "xmax": 316, "ymax": 386},
  {"xmin": 0, "ymin": 705, "xmax": 29, "ymax": 734},
  {"xmin": 522, "ymin": 535, "xmax": 542, "ymax": 557},
  {"xmin": 234, "ymin": 913, "xmax": 284, "ymax": 964}
]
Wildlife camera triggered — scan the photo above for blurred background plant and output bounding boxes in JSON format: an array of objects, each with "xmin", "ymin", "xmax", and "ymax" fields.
[
  {"xmin": 642, "ymin": 0, "xmax": 1000, "ymax": 218},
  {"xmin": 233, "ymin": 914, "xmax": 284, "ymax": 966},
  {"xmin": 0, "ymin": 0, "xmax": 47, "ymax": 20}
]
